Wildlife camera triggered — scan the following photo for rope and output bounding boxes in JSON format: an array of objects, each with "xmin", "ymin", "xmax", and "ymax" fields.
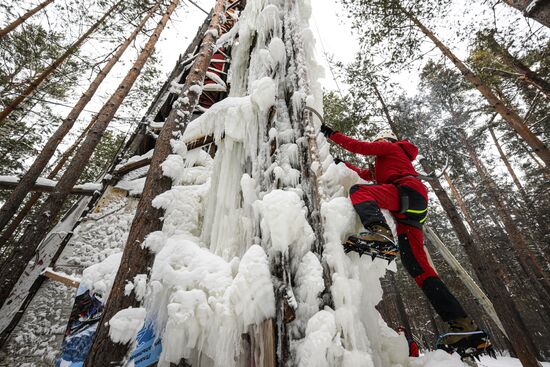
[{"xmin": 311, "ymin": 14, "xmax": 345, "ymax": 99}]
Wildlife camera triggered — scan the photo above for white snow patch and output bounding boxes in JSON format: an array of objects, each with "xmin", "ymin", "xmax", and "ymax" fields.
[
  {"xmin": 143, "ymin": 231, "xmax": 168, "ymax": 254},
  {"xmin": 410, "ymin": 349, "xmax": 467, "ymax": 367},
  {"xmin": 205, "ymin": 28, "xmax": 219, "ymax": 38},
  {"xmin": 161, "ymin": 154, "xmax": 185, "ymax": 183},
  {"xmin": 268, "ymin": 37, "xmax": 286, "ymax": 67},
  {"xmin": 81, "ymin": 252, "xmax": 122, "ymax": 298},
  {"xmin": 250, "ymin": 76, "xmax": 276, "ymax": 113},
  {"xmin": 108, "ymin": 307, "xmax": 146, "ymax": 344},
  {"xmin": 227, "ymin": 244, "xmax": 275, "ymax": 329},
  {"xmin": 147, "ymin": 238, "xmax": 274, "ymax": 367},
  {"xmin": 255, "ymin": 189, "xmax": 314, "ymax": 257}
]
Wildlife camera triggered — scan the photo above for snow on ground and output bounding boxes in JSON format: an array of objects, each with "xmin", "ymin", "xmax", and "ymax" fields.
[{"xmin": 476, "ymin": 356, "xmax": 550, "ymax": 367}]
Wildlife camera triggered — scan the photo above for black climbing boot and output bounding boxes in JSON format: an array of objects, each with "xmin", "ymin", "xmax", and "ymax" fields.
[
  {"xmin": 359, "ymin": 223, "xmax": 394, "ymax": 243},
  {"xmin": 437, "ymin": 317, "xmax": 494, "ymax": 360}
]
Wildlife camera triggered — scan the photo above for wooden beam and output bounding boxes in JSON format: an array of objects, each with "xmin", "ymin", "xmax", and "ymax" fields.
[
  {"xmin": 0, "ymin": 178, "xmax": 98, "ymax": 195},
  {"xmin": 42, "ymin": 270, "xmax": 80, "ymax": 288},
  {"xmin": 113, "ymin": 157, "xmax": 152, "ymax": 177},
  {"xmin": 262, "ymin": 319, "xmax": 276, "ymax": 367},
  {"xmin": 113, "ymin": 134, "xmax": 216, "ymax": 178}
]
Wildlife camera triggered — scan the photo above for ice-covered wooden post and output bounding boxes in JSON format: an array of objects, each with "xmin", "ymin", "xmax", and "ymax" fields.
[{"xmin": 84, "ymin": 0, "xmax": 228, "ymax": 365}]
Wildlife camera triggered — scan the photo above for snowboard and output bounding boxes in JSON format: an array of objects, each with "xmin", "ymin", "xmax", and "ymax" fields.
[{"xmin": 343, "ymin": 235, "xmax": 399, "ymax": 263}]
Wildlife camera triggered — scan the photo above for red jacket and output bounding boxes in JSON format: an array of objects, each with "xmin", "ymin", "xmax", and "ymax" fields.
[
  {"xmin": 409, "ymin": 340, "xmax": 420, "ymax": 357},
  {"xmin": 330, "ymin": 132, "xmax": 420, "ymax": 185}
]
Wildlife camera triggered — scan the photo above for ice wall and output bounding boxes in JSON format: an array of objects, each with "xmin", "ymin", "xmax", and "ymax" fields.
[{"xmin": 64, "ymin": 0, "xmax": 467, "ymax": 366}]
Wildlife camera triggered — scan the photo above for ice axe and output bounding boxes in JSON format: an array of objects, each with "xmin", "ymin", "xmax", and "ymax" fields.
[{"xmin": 303, "ymin": 105, "xmax": 326, "ymax": 125}]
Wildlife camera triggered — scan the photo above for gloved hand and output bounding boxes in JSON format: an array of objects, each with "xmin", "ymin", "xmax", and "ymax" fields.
[
  {"xmin": 334, "ymin": 157, "xmax": 343, "ymax": 164},
  {"xmin": 320, "ymin": 124, "xmax": 334, "ymax": 138}
]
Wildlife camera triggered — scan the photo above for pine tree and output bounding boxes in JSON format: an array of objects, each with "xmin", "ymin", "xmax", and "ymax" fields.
[
  {"xmin": 341, "ymin": 0, "xmax": 550, "ymax": 167},
  {"xmin": 0, "ymin": 24, "xmax": 81, "ymax": 177},
  {"xmin": 83, "ymin": 0, "xmax": 226, "ymax": 364},
  {"xmin": 501, "ymin": 0, "xmax": 550, "ymax": 28},
  {"xmin": 0, "ymin": 0, "xmax": 174, "ymax": 311},
  {"xmin": 366, "ymin": 79, "xmax": 544, "ymax": 365},
  {"xmin": 0, "ymin": 1, "xmax": 162, "ymax": 238},
  {"xmin": 0, "ymin": 0, "xmax": 124, "ymax": 125},
  {"xmin": 0, "ymin": 0, "xmax": 55, "ymax": 38}
]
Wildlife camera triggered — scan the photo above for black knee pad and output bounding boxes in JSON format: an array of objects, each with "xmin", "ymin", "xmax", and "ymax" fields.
[
  {"xmin": 353, "ymin": 200, "xmax": 385, "ymax": 227},
  {"xmin": 421, "ymin": 277, "xmax": 467, "ymax": 322},
  {"xmin": 398, "ymin": 232, "xmax": 423, "ymax": 278}
]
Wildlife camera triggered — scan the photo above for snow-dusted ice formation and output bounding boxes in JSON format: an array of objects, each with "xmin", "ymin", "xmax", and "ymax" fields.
[{"xmin": 120, "ymin": 0, "xmax": 469, "ymax": 365}]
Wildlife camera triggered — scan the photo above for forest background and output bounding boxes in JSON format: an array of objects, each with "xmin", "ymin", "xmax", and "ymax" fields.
[{"xmin": 0, "ymin": 0, "xmax": 548, "ymax": 361}]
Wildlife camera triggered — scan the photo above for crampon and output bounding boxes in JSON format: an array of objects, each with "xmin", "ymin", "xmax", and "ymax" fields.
[
  {"xmin": 343, "ymin": 235, "xmax": 399, "ymax": 263},
  {"xmin": 436, "ymin": 331, "xmax": 496, "ymax": 362}
]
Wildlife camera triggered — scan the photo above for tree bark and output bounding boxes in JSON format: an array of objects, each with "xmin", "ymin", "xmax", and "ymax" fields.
[
  {"xmin": 389, "ymin": 272, "xmax": 412, "ymax": 332},
  {"xmin": 422, "ymin": 158, "xmax": 542, "ymax": 366},
  {"xmin": 373, "ymin": 84, "xmax": 543, "ymax": 366},
  {"xmin": 487, "ymin": 124, "xmax": 550, "ymax": 250},
  {"xmin": 488, "ymin": 124, "xmax": 529, "ymax": 202},
  {"xmin": 502, "ymin": 0, "xmax": 550, "ymax": 28},
  {"xmin": 0, "ymin": 117, "xmax": 96, "ymax": 252},
  {"xmin": 84, "ymin": 1, "xmax": 226, "ymax": 365},
  {"xmin": 483, "ymin": 31, "xmax": 550, "ymax": 98},
  {"xmin": 0, "ymin": 2, "xmax": 159, "ymax": 239},
  {"xmin": 0, "ymin": 0, "xmax": 124, "ymax": 126},
  {"xmin": 0, "ymin": 0, "xmax": 172, "ymax": 310},
  {"xmin": 400, "ymin": 6, "xmax": 550, "ymax": 167},
  {"xmin": 0, "ymin": 0, "xmax": 55, "ymax": 38},
  {"xmin": 459, "ymin": 132, "xmax": 550, "ymax": 304}
]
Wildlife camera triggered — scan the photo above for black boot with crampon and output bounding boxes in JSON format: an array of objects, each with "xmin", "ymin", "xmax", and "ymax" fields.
[
  {"xmin": 343, "ymin": 223, "xmax": 399, "ymax": 263},
  {"xmin": 436, "ymin": 317, "xmax": 496, "ymax": 362}
]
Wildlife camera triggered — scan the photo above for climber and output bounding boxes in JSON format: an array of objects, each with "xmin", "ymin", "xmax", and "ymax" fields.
[
  {"xmin": 320, "ymin": 124, "xmax": 491, "ymax": 356},
  {"xmin": 396, "ymin": 326, "xmax": 419, "ymax": 357}
]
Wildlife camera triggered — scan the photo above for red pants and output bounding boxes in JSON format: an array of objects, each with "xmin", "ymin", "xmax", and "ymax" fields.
[
  {"xmin": 349, "ymin": 178, "xmax": 468, "ymax": 322},
  {"xmin": 349, "ymin": 181, "xmax": 437, "ymax": 287}
]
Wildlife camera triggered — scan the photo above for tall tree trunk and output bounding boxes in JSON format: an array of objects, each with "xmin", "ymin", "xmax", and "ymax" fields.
[
  {"xmin": 0, "ymin": 0, "xmax": 55, "ymax": 38},
  {"xmin": 84, "ymin": 1, "xmax": 226, "ymax": 365},
  {"xmin": 373, "ymin": 84, "xmax": 544, "ymax": 366},
  {"xmin": 389, "ymin": 272, "xmax": 412, "ymax": 332},
  {"xmin": 0, "ymin": 0, "xmax": 171, "ymax": 310},
  {"xmin": 399, "ymin": 5, "xmax": 550, "ymax": 167},
  {"xmin": 502, "ymin": 0, "xmax": 550, "ymax": 28},
  {"xmin": 422, "ymin": 158, "xmax": 543, "ymax": 366},
  {"xmin": 483, "ymin": 31, "xmax": 550, "ymax": 98},
  {"xmin": 0, "ymin": 1, "xmax": 161, "ymax": 238},
  {"xmin": 442, "ymin": 173, "xmax": 550, "ymax": 329},
  {"xmin": 487, "ymin": 124, "xmax": 550, "ymax": 247},
  {"xmin": 459, "ymin": 131, "xmax": 550, "ymax": 305},
  {"xmin": 0, "ymin": 114, "xmax": 104, "ymax": 253},
  {"xmin": 488, "ymin": 124, "xmax": 530, "ymax": 202},
  {"xmin": 0, "ymin": 0, "xmax": 124, "ymax": 126}
]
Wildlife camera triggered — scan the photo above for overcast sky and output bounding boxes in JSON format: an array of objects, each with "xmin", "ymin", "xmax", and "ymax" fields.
[
  {"xmin": 153, "ymin": 0, "xmax": 357, "ymax": 91},
  {"xmin": 3, "ymin": 0, "xmax": 546, "ymax": 162}
]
